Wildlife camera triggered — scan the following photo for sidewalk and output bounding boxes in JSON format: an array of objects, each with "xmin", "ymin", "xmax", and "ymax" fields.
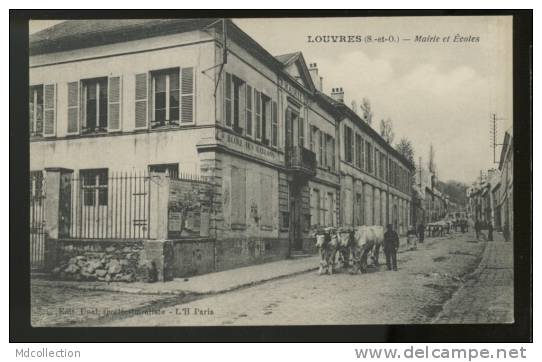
[
  {"xmin": 32, "ymin": 255, "xmax": 321, "ymax": 296},
  {"xmin": 433, "ymin": 237, "xmax": 513, "ymax": 323}
]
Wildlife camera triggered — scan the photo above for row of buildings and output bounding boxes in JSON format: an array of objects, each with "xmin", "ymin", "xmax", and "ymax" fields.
[
  {"xmin": 466, "ymin": 129, "xmax": 513, "ymax": 241},
  {"xmin": 29, "ymin": 19, "xmax": 417, "ymax": 264},
  {"xmin": 411, "ymin": 166, "xmax": 459, "ymax": 226}
]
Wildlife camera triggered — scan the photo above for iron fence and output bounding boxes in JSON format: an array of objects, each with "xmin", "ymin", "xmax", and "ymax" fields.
[
  {"xmin": 30, "ymin": 172, "xmax": 46, "ymax": 270},
  {"xmin": 68, "ymin": 172, "xmax": 152, "ymax": 239}
]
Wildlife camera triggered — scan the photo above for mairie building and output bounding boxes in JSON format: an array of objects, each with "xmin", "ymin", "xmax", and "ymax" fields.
[{"xmin": 29, "ymin": 19, "xmax": 413, "ymax": 270}]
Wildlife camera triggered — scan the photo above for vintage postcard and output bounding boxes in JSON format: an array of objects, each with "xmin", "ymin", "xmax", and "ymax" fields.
[{"xmin": 27, "ymin": 15, "xmax": 517, "ymax": 328}]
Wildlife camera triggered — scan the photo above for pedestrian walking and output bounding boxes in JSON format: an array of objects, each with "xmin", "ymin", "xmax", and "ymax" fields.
[
  {"xmin": 383, "ymin": 224, "xmax": 400, "ymax": 271},
  {"xmin": 417, "ymin": 222, "xmax": 425, "ymax": 243},
  {"xmin": 487, "ymin": 221, "xmax": 494, "ymax": 241},
  {"xmin": 503, "ymin": 221, "xmax": 510, "ymax": 242}
]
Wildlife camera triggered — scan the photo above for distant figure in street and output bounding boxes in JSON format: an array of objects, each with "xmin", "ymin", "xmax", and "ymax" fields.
[
  {"xmin": 474, "ymin": 219, "xmax": 481, "ymax": 240},
  {"xmin": 383, "ymin": 224, "xmax": 400, "ymax": 271},
  {"xmin": 487, "ymin": 222, "xmax": 494, "ymax": 241},
  {"xmin": 417, "ymin": 223, "xmax": 425, "ymax": 243}
]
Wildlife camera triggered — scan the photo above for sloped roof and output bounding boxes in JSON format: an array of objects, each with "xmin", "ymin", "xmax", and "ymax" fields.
[
  {"xmin": 275, "ymin": 52, "xmax": 302, "ymax": 66},
  {"xmin": 30, "ymin": 19, "xmax": 218, "ymax": 55}
]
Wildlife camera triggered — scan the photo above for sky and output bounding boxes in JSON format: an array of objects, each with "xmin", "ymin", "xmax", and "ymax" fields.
[{"xmin": 30, "ymin": 17, "xmax": 513, "ymax": 184}]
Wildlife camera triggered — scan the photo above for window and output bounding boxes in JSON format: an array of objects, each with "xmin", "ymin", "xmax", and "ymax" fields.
[
  {"xmin": 327, "ymin": 192, "xmax": 335, "ymax": 226},
  {"xmin": 344, "ymin": 125, "xmax": 353, "ymax": 163},
  {"xmin": 80, "ymin": 169, "xmax": 108, "ymax": 206},
  {"xmin": 375, "ymin": 149, "xmax": 380, "ymax": 178},
  {"xmin": 151, "ymin": 68, "xmax": 179, "ymax": 126},
  {"xmin": 356, "ymin": 192, "xmax": 363, "ymax": 225},
  {"xmin": 148, "ymin": 163, "xmax": 179, "ymax": 179},
  {"xmin": 298, "ymin": 116, "xmax": 304, "ymax": 148},
  {"xmin": 319, "ymin": 130, "xmax": 324, "ymax": 166},
  {"xmin": 366, "ymin": 142, "xmax": 373, "ymax": 173},
  {"xmin": 355, "ymin": 133, "xmax": 362, "ymax": 168},
  {"xmin": 29, "ymin": 85, "xmax": 44, "ymax": 136},
  {"xmin": 224, "ymin": 73, "xmax": 246, "ymax": 133},
  {"xmin": 312, "ymin": 188, "xmax": 321, "ymax": 226},
  {"xmin": 309, "ymin": 125, "xmax": 317, "ymax": 152},
  {"xmin": 82, "ymin": 77, "xmax": 108, "ymax": 133}
]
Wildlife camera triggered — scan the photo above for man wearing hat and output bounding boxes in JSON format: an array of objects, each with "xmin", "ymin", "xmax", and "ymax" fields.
[{"xmin": 383, "ymin": 224, "xmax": 400, "ymax": 271}]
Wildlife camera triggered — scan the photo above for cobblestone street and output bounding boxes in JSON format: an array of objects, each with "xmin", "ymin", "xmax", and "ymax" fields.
[
  {"xmin": 31, "ymin": 231, "xmax": 515, "ymax": 327},
  {"xmin": 98, "ymin": 232, "xmax": 499, "ymax": 326}
]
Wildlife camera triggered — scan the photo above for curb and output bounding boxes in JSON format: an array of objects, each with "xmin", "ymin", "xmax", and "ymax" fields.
[
  {"xmin": 33, "ymin": 266, "xmax": 320, "ymax": 296},
  {"xmin": 431, "ymin": 241, "xmax": 490, "ymax": 323}
]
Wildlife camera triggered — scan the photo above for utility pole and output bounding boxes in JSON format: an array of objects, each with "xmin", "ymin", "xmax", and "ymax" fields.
[{"xmin": 490, "ymin": 113, "xmax": 505, "ymax": 164}]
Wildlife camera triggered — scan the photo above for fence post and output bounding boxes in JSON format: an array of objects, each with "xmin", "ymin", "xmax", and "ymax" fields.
[
  {"xmin": 148, "ymin": 173, "xmax": 170, "ymax": 240},
  {"xmin": 43, "ymin": 167, "xmax": 73, "ymax": 271}
]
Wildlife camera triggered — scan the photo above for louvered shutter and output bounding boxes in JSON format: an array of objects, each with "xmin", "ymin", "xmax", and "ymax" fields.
[
  {"xmin": 66, "ymin": 81, "xmax": 79, "ymax": 134},
  {"xmin": 255, "ymin": 90, "xmax": 261, "ymax": 139},
  {"xmin": 224, "ymin": 72, "xmax": 232, "ymax": 127},
  {"xmin": 135, "ymin": 73, "xmax": 148, "ymax": 129},
  {"xmin": 181, "ymin": 67, "xmax": 194, "ymax": 123},
  {"xmin": 271, "ymin": 101, "xmax": 278, "ymax": 147},
  {"xmin": 43, "ymin": 83, "xmax": 56, "ymax": 137},
  {"xmin": 245, "ymin": 84, "xmax": 253, "ymax": 136},
  {"xmin": 108, "ymin": 76, "xmax": 122, "ymax": 131}
]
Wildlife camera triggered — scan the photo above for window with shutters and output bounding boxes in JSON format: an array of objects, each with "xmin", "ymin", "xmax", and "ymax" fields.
[
  {"xmin": 29, "ymin": 85, "xmax": 44, "ymax": 137},
  {"xmin": 224, "ymin": 73, "xmax": 245, "ymax": 134},
  {"xmin": 80, "ymin": 168, "xmax": 108, "ymax": 207},
  {"xmin": 151, "ymin": 68, "xmax": 179, "ymax": 127},
  {"xmin": 81, "ymin": 77, "xmax": 108, "ymax": 134}
]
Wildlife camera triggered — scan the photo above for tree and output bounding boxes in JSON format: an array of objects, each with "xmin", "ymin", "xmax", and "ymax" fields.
[
  {"xmin": 360, "ymin": 97, "xmax": 373, "ymax": 125},
  {"xmin": 350, "ymin": 100, "xmax": 359, "ymax": 115},
  {"xmin": 395, "ymin": 137, "xmax": 415, "ymax": 168},
  {"xmin": 428, "ymin": 143, "xmax": 437, "ymax": 174},
  {"xmin": 380, "ymin": 117, "xmax": 395, "ymax": 144}
]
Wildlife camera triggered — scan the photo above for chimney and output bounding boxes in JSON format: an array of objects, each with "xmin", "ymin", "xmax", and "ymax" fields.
[
  {"xmin": 330, "ymin": 87, "xmax": 345, "ymax": 103},
  {"xmin": 308, "ymin": 63, "xmax": 323, "ymax": 91}
]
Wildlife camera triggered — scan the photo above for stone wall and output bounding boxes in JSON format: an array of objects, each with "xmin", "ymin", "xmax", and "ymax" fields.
[{"xmin": 52, "ymin": 240, "xmax": 145, "ymax": 282}]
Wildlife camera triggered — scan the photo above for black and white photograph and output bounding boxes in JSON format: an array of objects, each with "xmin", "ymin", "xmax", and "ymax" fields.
[{"xmin": 10, "ymin": 10, "xmax": 532, "ymax": 343}]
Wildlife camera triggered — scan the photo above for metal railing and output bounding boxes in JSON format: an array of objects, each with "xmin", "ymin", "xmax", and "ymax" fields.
[
  {"xmin": 286, "ymin": 146, "xmax": 317, "ymax": 176},
  {"xmin": 68, "ymin": 172, "xmax": 151, "ymax": 239},
  {"xmin": 30, "ymin": 173, "xmax": 46, "ymax": 270}
]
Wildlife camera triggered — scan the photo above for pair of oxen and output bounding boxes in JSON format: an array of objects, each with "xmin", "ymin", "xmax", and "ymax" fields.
[{"xmin": 314, "ymin": 226, "xmax": 384, "ymax": 275}]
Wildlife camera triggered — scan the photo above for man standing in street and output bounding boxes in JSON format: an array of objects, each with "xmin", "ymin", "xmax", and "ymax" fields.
[
  {"xmin": 417, "ymin": 222, "xmax": 425, "ymax": 243},
  {"xmin": 384, "ymin": 224, "xmax": 400, "ymax": 271},
  {"xmin": 487, "ymin": 221, "xmax": 494, "ymax": 241},
  {"xmin": 474, "ymin": 219, "xmax": 481, "ymax": 240}
]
